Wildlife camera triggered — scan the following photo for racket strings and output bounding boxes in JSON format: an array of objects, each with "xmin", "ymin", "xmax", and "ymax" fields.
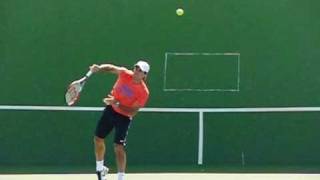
[{"xmin": 66, "ymin": 86, "xmax": 80, "ymax": 105}]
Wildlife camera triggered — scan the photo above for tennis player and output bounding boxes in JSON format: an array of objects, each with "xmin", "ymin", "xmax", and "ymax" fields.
[{"xmin": 89, "ymin": 60, "xmax": 150, "ymax": 180}]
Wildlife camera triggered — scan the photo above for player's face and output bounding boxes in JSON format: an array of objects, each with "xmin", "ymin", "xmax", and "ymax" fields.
[
  {"xmin": 133, "ymin": 66, "xmax": 147, "ymax": 81},
  {"xmin": 133, "ymin": 65, "xmax": 147, "ymax": 80}
]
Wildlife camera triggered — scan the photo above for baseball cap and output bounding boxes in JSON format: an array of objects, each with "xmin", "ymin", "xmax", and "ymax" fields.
[{"xmin": 135, "ymin": 60, "xmax": 150, "ymax": 73}]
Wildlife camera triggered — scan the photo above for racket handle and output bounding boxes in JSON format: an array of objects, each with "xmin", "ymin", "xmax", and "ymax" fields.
[{"xmin": 85, "ymin": 70, "xmax": 93, "ymax": 78}]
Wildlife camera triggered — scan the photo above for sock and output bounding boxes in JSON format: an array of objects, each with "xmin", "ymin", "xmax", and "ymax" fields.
[
  {"xmin": 118, "ymin": 172, "xmax": 125, "ymax": 180},
  {"xmin": 96, "ymin": 160, "xmax": 104, "ymax": 171}
]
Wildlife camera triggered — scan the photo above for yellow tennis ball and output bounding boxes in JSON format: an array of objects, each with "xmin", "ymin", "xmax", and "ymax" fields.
[{"xmin": 176, "ymin": 8, "xmax": 184, "ymax": 16}]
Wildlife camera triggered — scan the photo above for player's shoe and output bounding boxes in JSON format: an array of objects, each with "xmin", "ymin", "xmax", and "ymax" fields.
[{"xmin": 96, "ymin": 166, "xmax": 109, "ymax": 180}]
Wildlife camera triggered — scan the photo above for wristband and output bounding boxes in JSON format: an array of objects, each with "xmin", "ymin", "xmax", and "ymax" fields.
[
  {"xmin": 115, "ymin": 101, "xmax": 120, "ymax": 107},
  {"xmin": 85, "ymin": 70, "xmax": 93, "ymax": 78}
]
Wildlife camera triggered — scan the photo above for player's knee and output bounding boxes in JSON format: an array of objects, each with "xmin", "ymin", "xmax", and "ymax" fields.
[
  {"xmin": 94, "ymin": 136, "xmax": 104, "ymax": 145},
  {"xmin": 114, "ymin": 143, "xmax": 125, "ymax": 154}
]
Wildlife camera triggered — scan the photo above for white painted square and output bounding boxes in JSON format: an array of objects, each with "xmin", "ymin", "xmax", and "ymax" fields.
[{"xmin": 163, "ymin": 52, "xmax": 240, "ymax": 92}]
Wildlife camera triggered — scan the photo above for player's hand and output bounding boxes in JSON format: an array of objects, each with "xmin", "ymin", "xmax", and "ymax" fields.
[
  {"xmin": 103, "ymin": 95, "xmax": 118, "ymax": 105},
  {"xmin": 89, "ymin": 64, "xmax": 100, "ymax": 73}
]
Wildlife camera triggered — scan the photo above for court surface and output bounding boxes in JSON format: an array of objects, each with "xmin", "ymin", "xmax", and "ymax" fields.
[{"xmin": 1, "ymin": 173, "xmax": 320, "ymax": 180}]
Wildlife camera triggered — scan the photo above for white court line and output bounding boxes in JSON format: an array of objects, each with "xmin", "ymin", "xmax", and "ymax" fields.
[
  {"xmin": 163, "ymin": 52, "xmax": 169, "ymax": 90},
  {"xmin": 1, "ymin": 105, "xmax": 320, "ymax": 112},
  {"xmin": 198, "ymin": 111, "xmax": 204, "ymax": 165},
  {"xmin": 166, "ymin": 52, "xmax": 241, "ymax": 56},
  {"xmin": 1, "ymin": 173, "xmax": 320, "ymax": 180},
  {"xmin": 164, "ymin": 88, "xmax": 239, "ymax": 92},
  {"xmin": 237, "ymin": 53, "xmax": 241, "ymax": 90}
]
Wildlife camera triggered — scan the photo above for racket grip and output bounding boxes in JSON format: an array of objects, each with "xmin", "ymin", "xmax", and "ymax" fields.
[{"xmin": 85, "ymin": 70, "xmax": 93, "ymax": 78}]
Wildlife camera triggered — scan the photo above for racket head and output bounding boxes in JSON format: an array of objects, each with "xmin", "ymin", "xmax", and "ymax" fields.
[{"xmin": 65, "ymin": 81, "xmax": 83, "ymax": 106}]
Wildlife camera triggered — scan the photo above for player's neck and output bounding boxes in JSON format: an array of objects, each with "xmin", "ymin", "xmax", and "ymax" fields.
[{"xmin": 132, "ymin": 76, "xmax": 143, "ymax": 84}]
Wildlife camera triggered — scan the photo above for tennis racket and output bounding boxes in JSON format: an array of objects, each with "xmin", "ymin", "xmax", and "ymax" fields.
[{"xmin": 65, "ymin": 70, "xmax": 92, "ymax": 106}]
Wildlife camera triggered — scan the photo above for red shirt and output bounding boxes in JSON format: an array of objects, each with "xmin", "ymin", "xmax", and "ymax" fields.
[{"xmin": 110, "ymin": 70, "xmax": 149, "ymax": 118}]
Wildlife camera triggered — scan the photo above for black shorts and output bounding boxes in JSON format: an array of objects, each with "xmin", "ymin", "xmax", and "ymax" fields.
[{"xmin": 95, "ymin": 106, "xmax": 131, "ymax": 146}]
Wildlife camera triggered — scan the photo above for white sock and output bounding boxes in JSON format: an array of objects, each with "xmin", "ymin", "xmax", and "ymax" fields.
[
  {"xmin": 118, "ymin": 172, "xmax": 125, "ymax": 180},
  {"xmin": 96, "ymin": 160, "xmax": 104, "ymax": 171}
]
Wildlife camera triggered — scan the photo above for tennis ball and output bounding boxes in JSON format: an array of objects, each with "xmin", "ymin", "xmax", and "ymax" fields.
[{"xmin": 176, "ymin": 8, "xmax": 184, "ymax": 16}]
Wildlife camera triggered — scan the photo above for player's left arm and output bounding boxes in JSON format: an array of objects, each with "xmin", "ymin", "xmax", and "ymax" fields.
[{"xmin": 103, "ymin": 95, "xmax": 145, "ymax": 115}]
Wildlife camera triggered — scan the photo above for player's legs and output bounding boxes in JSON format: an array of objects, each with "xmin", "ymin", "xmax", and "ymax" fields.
[
  {"xmin": 114, "ymin": 143, "xmax": 127, "ymax": 173},
  {"xmin": 113, "ymin": 113, "xmax": 131, "ymax": 180},
  {"xmin": 94, "ymin": 136, "xmax": 109, "ymax": 180},
  {"xmin": 94, "ymin": 106, "xmax": 115, "ymax": 179},
  {"xmin": 94, "ymin": 136, "xmax": 106, "ymax": 161}
]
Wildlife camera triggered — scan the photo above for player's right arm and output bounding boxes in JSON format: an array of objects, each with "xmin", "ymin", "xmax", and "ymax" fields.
[{"xmin": 90, "ymin": 64, "xmax": 126, "ymax": 75}]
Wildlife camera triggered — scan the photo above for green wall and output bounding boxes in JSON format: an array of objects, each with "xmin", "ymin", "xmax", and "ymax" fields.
[{"xmin": 1, "ymin": 0, "xmax": 320, "ymax": 172}]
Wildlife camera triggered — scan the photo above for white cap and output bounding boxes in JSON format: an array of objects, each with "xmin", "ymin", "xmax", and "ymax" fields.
[{"xmin": 135, "ymin": 60, "xmax": 150, "ymax": 73}]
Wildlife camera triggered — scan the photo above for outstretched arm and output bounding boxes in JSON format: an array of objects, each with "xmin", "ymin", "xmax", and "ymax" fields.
[{"xmin": 89, "ymin": 64, "xmax": 126, "ymax": 75}]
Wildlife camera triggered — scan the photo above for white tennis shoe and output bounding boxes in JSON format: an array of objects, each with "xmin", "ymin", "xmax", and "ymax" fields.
[{"xmin": 96, "ymin": 166, "xmax": 109, "ymax": 180}]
